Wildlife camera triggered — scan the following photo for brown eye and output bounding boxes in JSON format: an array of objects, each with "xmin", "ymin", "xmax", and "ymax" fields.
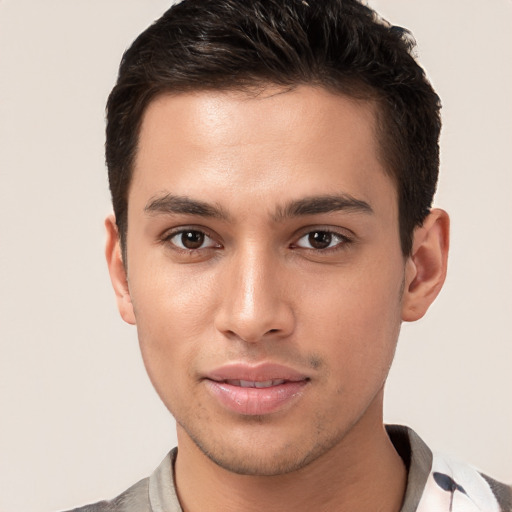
[
  {"xmin": 181, "ymin": 231, "xmax": 204, "ymax": 249},
  {"xmin": 168, "ymin": 230, "xmax": 218, "ymax": 250},
  {"xmin": 295, "ymin": 230, "xmax": 348, "ymax": 250},
  {"xmin": 308, "ymin": 231, "xmax": 332, "ymax": 249}
]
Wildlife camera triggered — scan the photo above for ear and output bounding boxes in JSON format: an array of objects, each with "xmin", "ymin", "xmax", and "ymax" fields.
[
  {"xmin": 401, "ymin": 208, "xmax": 450, "ymax": 322},
  {"xmin": 105, "ymin": 215, "xmax": 136, "ymax": 325}
]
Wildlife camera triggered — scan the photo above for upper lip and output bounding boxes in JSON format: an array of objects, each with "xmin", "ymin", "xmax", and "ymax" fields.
[{"xmin": 204, "ymin": 362, "xmax": 309, "ymax": 383}]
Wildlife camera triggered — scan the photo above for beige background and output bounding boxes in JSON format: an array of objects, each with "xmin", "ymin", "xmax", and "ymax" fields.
[{"xmin": 0, "ymin": 1, "xmax": 510, "ymax": 510}]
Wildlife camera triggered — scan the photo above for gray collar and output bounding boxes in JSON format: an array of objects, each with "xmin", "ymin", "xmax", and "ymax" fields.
[{"xmin": 386, "ymin": 425, "xmax": 433, "ymax": 512}]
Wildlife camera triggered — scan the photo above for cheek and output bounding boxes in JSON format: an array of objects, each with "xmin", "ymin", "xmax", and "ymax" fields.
[
  {"xmin": 130, "ymin": 256, "xmax": 220, "ymax": 332},
  {"xmin": 300, "ymin": 260, "xmax": 404, "ymax": 373},
  {"xmin": 128, "ymin": 260, "xmax": 220, "ymax": 389}
]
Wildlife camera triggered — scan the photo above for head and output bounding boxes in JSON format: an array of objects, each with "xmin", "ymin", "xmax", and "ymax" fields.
[
  {"xmin": 106, "ymin": 0, "xmax": 441, "ymax": 258},
  {"xmin": 104, "ymin": 0, "xmax": 449, "ymax": 478}
]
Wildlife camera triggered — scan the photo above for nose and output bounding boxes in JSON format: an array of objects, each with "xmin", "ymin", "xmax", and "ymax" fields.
[{"xmin": 214, "ymin": 246, "xmax": 295, "ymax": 343}]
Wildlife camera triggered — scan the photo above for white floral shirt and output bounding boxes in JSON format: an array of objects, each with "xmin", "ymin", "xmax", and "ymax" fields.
[{"xmin": 416, "ymin": 452, "xmax": 510, "ymax": 512}]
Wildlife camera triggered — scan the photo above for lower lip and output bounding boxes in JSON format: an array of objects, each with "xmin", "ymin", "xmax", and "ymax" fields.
[{"xmin": 205, "ymin": 380, "xmax": 308, "ymax": 416}]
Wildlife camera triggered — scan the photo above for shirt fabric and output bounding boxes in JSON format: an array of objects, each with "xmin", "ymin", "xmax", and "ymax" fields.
[{"xmin": 64, "ymin": 425, "xmax": 511, "ymax": 512}]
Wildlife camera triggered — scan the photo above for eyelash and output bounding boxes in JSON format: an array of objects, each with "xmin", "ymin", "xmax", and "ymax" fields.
[
  {"xmin": 292, "ymin": 229, "xmax": 352, "ymax": 252},
  {"xmin": 161, "ymin": 227, "xmax": 221, "ymax": 253},
  {"xmin": 160, "ymin": 227, "xmax": 353, "ymax": 254}
]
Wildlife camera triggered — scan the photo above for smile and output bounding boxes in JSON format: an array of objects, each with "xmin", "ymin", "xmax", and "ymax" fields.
[
  {"xmin": 203, "ymin": 363, "xmax": 310, "ymax": 416},
  {"xmin": 205, "ymin": 379, "xmax": 308, "ymax": 415}
]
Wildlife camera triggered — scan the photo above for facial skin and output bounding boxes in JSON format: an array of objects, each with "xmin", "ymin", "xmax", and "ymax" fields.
[{"xmin": 106, "ymin": 86, "xmax": 448, "ymax": 510}]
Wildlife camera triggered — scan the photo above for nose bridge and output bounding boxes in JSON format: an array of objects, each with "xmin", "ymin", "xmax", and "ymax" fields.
[
  {"xmin": 216, "ymin": 241, "xmax": 293, "ymax": 342},
  {"xmin": 238, "ymin": 244, "xmax": 273, "ymax": 319}
]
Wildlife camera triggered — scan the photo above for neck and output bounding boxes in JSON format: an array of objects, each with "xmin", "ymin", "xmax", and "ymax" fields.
[{"xmin": 174, "ymin": 395, "xmax": 406, "ymax": 512}]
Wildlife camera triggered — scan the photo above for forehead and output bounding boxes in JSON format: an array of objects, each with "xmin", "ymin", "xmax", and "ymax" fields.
[
  {"xmin": 136, "ymin": 86, "xmax": 379, "ymax": 157},
  {"xmin": 131, "ymin": 86, "xmax": 395, "ymax": 215}
]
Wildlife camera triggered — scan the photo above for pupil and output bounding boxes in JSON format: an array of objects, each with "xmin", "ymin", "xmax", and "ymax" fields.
[
  {"xmin": 182, "ymin": 231, "xmax": 204, "ymax": 249},
  {"xmin": 308, "ymin": 231, "xmax": 332, "ymax": 249}
]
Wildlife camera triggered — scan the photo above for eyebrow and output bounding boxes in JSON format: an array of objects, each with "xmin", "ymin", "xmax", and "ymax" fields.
[
  {"xmin": 144, "ymin": 194, "xmax": 230, "ymax": 220},
  {"xmin": 144, "ymin": 193, "xmax": 373, "ymax": 222},
  {"xmin": 273, "ymin": 194, "xmax": 373, "ymax": 221}
]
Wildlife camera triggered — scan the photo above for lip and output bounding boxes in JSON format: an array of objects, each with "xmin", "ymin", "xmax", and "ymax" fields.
[{"xmin": 203, "ymin": 363, "xmax": 310, "ymax": 416}]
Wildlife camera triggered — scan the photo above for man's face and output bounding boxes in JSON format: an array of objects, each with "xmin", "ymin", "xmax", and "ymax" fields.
[{"xmin": 120, "ymin": 86, "xmax": 408, "ymax": 475}]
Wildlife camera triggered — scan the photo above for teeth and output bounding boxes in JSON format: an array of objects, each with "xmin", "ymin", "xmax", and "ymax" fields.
[
  {"xmin": 254, "ymin": 380, "xmax": 275, "ymax": 388},
  {"xmin": 226, "ymin": 379, "xmax": 286, "ymax": 388}
]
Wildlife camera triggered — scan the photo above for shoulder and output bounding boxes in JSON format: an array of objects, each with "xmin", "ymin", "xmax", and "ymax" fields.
[
  {"xmin": 387, "ymin": 425, "xmax": 511, "ymax": 512},
  {"xmin": 60, "ymin": 477, "xmax": 150, "ymax": 512},
  {"xmin": 59, "ymin": 449, "xmax": 179, "ymax": 512},
  {"xmin": 417, "ymin": 452, "xmax": 511, "ymax": 512}
]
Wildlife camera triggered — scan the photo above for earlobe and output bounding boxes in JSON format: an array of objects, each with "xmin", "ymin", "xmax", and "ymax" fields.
[
  {"xmin": 401, "ymin": 208, "xmax": 450, "ymax": 322},
  {"xmin": 105, "ymin": 215, "xmax": 136, "ymax": 325}
]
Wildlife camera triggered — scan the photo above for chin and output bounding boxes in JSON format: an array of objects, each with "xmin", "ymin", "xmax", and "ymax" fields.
[
  {"xmin": 201, "ymin": 444, "xmax": 313, "ymax": 476},
  {"xmin": 181, "ymin": 419, "xmax": 343, "ymax": 477}
]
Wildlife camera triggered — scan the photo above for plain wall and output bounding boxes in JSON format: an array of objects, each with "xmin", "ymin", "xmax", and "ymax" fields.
[{"xmin": 0, "ymin": 1, "xmax": 510, "ymax": 510}]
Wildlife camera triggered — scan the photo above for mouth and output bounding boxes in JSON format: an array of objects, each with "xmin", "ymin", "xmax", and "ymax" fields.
[{"xmin": 203, "ymin": 363, "xmax": 310, "ymax": 416}]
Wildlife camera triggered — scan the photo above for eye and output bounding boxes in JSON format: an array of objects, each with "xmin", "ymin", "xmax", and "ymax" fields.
[
  {"xmin": 294, "ymin": 230, "xmax": 349, "ymax": 250},
  {"xmin": 167, "ymin": 230, "xmax": 219, "ymax": 250}
]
